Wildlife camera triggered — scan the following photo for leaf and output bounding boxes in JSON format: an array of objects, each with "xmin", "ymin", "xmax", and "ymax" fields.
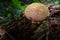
[
  {"xmin": 33, "ymin": 0, "xmax": 39, "ymax": 3},
  {"xmin": 12, "ymin": 0, "xmax": 27, "ymax": 10},
  {"xmin": 12, "ymin": 0, "xmax": 21, "ymax": 9},
  {"xmin": 54, "ymin": 1, "xmax": 59, "ymax": 5},
  {"xmin": 7, "ymin": 13, "xmax": 11, "ymax": 18}
]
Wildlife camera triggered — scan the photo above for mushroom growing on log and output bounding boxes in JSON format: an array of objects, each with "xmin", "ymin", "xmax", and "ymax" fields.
[{"xmin": 24, "ymin": 3, "xmax": 50, "ymax": 24}]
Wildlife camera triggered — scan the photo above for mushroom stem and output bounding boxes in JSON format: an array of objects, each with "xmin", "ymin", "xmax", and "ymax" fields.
[{"xmin": 32, "ymin": 21, "xmax": 40, "ymax": 24}]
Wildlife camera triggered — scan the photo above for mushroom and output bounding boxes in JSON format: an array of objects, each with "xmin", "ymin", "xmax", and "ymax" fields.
[
  {"xmin": 0, "ymin": 28, "xmax": 5, "ymax": 39},
  {"xmin": 24, "ymin": 3, "xmax": 50, "ymax": 24}
]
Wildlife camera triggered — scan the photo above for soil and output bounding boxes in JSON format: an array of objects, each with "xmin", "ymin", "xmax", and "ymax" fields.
[{"xmin": 2, "ymin": 11, "xmax": 60, "ymax": 40}]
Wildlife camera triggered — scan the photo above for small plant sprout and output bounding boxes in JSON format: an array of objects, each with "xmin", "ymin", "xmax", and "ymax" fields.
[{"xmin": 24, "ymin": 3, "xmax": 50, "ymax": 24}]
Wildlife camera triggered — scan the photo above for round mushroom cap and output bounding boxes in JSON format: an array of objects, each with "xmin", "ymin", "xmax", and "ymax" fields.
[{"xmin": 24, "ymin": 3, "xmax": 50, "ymax": 22}]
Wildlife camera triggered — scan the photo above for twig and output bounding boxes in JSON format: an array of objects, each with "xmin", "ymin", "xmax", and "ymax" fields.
[{"xmin": 5, "ymin": 31, "xmax": 15, "ymax": 40}]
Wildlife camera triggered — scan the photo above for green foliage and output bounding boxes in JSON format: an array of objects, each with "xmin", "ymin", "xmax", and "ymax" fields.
[
  {"xmin": 0, "ymin": 0, "xmax": 34, "ymax": 25},
  {"xmin": 12, "ymin": 0, "xmax": 27, "ymax": 10},
  {"xmin": 0, "ymin": 0, "xmax": 27, "ymax": 25},
  {"xmin": 33, "ymin": 0, "xmax": 39, "ymax": 3},
  {"xmin": 12, "ymin": 0, "xmax": 21, "ymax": 9}
]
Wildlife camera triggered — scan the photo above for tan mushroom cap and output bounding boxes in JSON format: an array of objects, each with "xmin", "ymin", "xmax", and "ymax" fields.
[
  {"xmin": 24, "ymin": 3, "xmax": 50, "ymax": 22},
  {"xmin": 0, "ymin": 28, "xmax": 5, "ymax": 36}
]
